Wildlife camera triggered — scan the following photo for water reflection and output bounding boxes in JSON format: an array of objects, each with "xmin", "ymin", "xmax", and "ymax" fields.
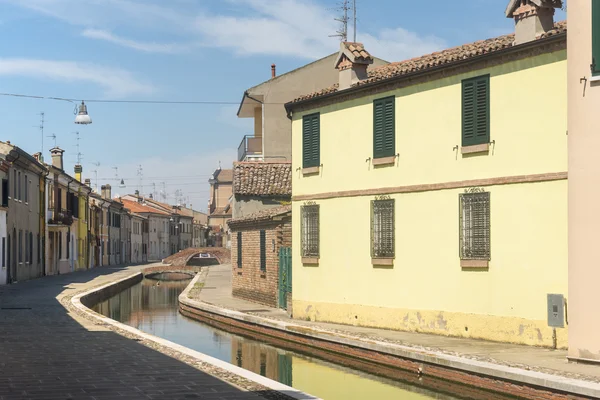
[{"xmin": 93, "ymin": 278, "xmax": 486, "ymax": 400}]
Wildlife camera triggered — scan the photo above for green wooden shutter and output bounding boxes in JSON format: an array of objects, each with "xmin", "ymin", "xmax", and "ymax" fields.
[
  {"xmin": 237, "ymin": 232, "xmax": 242, "ymax": 268},
  {"xmin": 260, "ymin": 230, "xmax": 266, "ymax": 271},
  {"xmin": 373, "ymin": 96, "xmax": 395, "ymax": 158},
  {"xmin": 593, "ymin": 0, "xmax": 600, "ymax": 76},
  {"xmin": 462, "ymin": 75, "xmax": 489, "ymax": 146},
  {"xmin": 302, "ymin": 113, "xmax": 320, "ymax": 168}
]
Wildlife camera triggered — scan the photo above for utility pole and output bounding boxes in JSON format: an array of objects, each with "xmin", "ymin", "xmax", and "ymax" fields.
[
  {"xmin": 37, "ymin": 112, "xmax": 45, "ymax": 160},
  {"xmin": 329, "ymin": 0, "xmax": 349, "ymax": 42}
]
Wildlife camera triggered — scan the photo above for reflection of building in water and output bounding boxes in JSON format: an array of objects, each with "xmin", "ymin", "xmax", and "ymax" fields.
[
  {"xmin": 93, "ymin": 278, "xmax": 190, "ymax": 329},
  {"xmin": 229, "ymin": 337, "xmax": 293, "ymax": 386}
]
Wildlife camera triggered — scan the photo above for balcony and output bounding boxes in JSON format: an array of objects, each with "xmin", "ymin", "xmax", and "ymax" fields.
[
  {"xmin": 237, "ymin": 135, "xmax": 262, "ymax": 161},
  {"xmin": 48, "ymin": 209, "xmax": 74, "ymax": 226}
]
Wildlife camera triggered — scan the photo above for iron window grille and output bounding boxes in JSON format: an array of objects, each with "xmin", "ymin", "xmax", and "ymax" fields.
[
  {"xmin": 260, "ymin": 230, "xmax": 266, "ymax": 272},
  {"xmin": 459, "ymin": 190, "xmax": 490, "ymax": 260},
  {"xmin": 371, "ymin": 199, "xmax": 395, "ymax": 258},
  {"xmin": 301, "ymin": 205, "xmax": 320, "ymax": 257}
]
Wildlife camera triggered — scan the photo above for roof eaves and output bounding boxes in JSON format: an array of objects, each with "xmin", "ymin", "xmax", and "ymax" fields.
[{"xmin": 285, "ymin": 32, "xmax": 566, "ymax": 113}]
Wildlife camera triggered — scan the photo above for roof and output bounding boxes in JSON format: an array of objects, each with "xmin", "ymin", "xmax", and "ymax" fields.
[
  {"xmin": 233, "ymin": 162, "xmax": 292, "ymax": 197},
  {"xmin": 213, "ymin": 168, "xmax": 233, "ymax": 184},
  {"xmin": 338, "ymin": 42, "xmax": 373, "ymax": 64},
  {"xmin": 210, "ymin": 204, "xmax": 231, "ymax": 217},
  {"xmin": 120, "ymin": 198, "xmax": 170, "ymax": 215},
  {"xmin": 290, "ymin": 21, "xmax": 566, "ymax": 104},
  {"xmin": 229, "ymin": 205, "xmax": 291, "ymax": 227}
]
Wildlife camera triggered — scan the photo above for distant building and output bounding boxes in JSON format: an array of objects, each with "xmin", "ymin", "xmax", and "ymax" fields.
[{"xmin": 207, "ymin": 168, "xmax": 233, "ymax": 247}]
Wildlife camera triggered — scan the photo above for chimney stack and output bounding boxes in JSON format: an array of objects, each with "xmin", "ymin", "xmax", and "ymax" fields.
[
  {"xmin": 271, "ymin": 64, "xmax": 276, "ymax": 79},
  {"xmin": 32, "ymin": 152, "xmax": 42, "ymax": 163},
  {"xmin": 334, "ymin": 42, "xmax": 373, "ymax": 91},
  {"xmin": 74, "ymin": 164, "xmax": 82, "ymax": 182},
  {"xmin": 506, "ymin": 0, "xmax": 561, "ymax": 45},
  {"xmin": 101, "ymin": 184, "xmax": 112, "ymax": 200},
  {"xmin": 149, "ymin": 193, "xmax": 153, "ymax": 199},
  {"xmin": 49, "ymin": 147, "xmax": 65, "ymax": 170},
  {"xmin": 84, "ymin": 178, "xmax": 91, "ymax": 187}
]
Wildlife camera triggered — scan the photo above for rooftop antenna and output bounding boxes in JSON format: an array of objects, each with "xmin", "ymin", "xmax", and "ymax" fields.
[
  {"xmin": 47, "ymin": 133, "xmax": 57, "ymax": 148},
  {"xmin": 152, "ymin": 182, "xmax": 156, "ymax": 199},
  {"xmin": 137, "ymin": 165, "xmax": 143, "ymax": 196},
  {"xmin": 161, "ymin": 182, "xmax": 167, "ymax": 201},
  {"xmin": 35, "ymin": 112, "xmax": 45, "ymax": 161},
  {"xmin": 74, "ymin": 131, "xmax": 83, "ymax": 164},
  {"xmin": 353, "ymin": 0, "xmax": 357, "ymax": 42},
  {"xmin": 329, "ymin": 0, "xmax": 349, "ymax": 42},
  {"xmin": 91, "ymin": 162, "xmax": 100, "ymax": 190}
]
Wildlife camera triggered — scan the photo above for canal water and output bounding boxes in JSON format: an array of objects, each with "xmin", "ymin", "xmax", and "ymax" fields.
[{"xmin": 91, "ymin": 275, "xmax": 497, "ymax": 400}]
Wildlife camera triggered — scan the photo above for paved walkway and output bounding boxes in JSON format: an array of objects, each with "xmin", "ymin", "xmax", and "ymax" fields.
[
  {"xmin": 196, "ymin": 263, "xmax": 600, "ymax": 383},
  {"xmin": 0, "ymin": 265, "xmax": 279, "ymax": 400}
]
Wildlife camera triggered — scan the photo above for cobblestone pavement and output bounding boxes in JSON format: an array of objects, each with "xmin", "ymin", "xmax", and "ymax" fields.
[{"xmin": 0, "ymin": 265, "xmax": 284, "ymax": 400}]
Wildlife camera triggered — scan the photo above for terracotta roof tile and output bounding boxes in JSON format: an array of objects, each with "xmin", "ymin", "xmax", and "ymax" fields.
[
  {"xmin": 291, "ymin": 22, "xmax": 566, "ymax": 104},
  {"xmin": 229, "ymin": 205, "xmax": 291, "ymax": 227},
  {"xmin": 233, "ymin": 162, "xmax": 291, "ymax": 197},
  {"xmin": 344, "ymin": 42, "xmax": 373, "ymax": 62},
  {"xmin": 120, "ymin": 198, "xmax": 170, "ymax": 215}
]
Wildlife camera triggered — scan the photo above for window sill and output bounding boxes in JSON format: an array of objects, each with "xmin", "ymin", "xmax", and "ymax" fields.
[
  {"xmin": 372, "ymin": 257, "xmax": 394, "ymax": 266},
  {"xmin": 302, "ymin": 257, "xmax": 319, "ymax": 264},
  {"xmin": 302, "ymin": 166, "xmax": 320, "ymax": 176},
  {"xmin": 460, "ymin": 259, "xmax": 489, "ymax": 268},
  {"xmin": 590, "ymin": 75, "xmax": 600, "ymax": 83},
  {"xmin": 461, "ymin": 143, "xmax": 489, "ymax": 155},
  {"xmin": 372, "ymin": 156, "xmax": 396, "ymax": 167}
]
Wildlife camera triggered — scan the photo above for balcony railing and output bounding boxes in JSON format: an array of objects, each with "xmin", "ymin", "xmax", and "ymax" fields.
[
  {"xmin": 48, "ymin": 209, "xmax": 74, "ymax": 226},
  {"xmin": 237, "ymin": 135, "xmax": 262, "ymax": 161}
]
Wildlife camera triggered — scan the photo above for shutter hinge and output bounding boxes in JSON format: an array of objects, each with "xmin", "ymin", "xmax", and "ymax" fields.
[{"xmin": 591, "ymin": 58, "xmax": 597, "ymax": 74}]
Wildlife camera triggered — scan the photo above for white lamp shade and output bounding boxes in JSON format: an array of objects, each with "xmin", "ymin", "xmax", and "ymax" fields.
[{"xmin": 74, "ymin": 101, "xmax": 92, "ymax": 125}]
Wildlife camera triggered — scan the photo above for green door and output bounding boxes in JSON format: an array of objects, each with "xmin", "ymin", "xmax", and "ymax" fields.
[{"xmin": 278, "ymin": 247, "xmax": 292, "ymax": 310}]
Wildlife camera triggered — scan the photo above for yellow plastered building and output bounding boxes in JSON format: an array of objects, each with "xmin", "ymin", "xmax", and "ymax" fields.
[{"xmin": 286, "ymin": 9, "xmax": 568, "ymax": 348}]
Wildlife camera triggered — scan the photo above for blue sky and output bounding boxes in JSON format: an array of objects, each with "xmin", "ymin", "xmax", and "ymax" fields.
[{"xmin": 0, "ymin": 0, "xmax": 566, "ymax": 211}]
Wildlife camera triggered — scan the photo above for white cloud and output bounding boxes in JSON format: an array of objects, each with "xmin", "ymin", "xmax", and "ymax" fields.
[
  {"xmin": 82, "ymin": 29, "xmax": 190, "ymax": 54},
  {"xmin": 0, "ymin": 58, "xmax": 154, "ymax": 97},
  {"xmin": 3, "ymin": 0, "xmax": 446, "ymax": 61}
]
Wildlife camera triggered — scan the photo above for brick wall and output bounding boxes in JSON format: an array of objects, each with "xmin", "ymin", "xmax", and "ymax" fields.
[{"xmin": 231, "ymin": 217, "xmax": 291, "ymax": 308}]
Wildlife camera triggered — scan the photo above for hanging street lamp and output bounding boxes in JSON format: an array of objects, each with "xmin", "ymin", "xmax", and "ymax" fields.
[{"xmin": 74, "ymin": 101, "xmax": 92, "ymax": 125}]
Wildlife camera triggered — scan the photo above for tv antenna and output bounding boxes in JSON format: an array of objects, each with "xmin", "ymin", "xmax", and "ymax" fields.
[
  {"xmin": 137, "ymin": 165, "xmax": 143, "ymax": 196},
  {"xmin": 329, "ymin": 0, "xmax": 356, "ymax": 42},
  {"xmin": 74, "ymin": 131, "xmax": 83, "ymax": 164},
  {"xmin": 47, "ymin": 133, "xmax": 57, "ymax": 148},
  {"xmin": 35, "ymin": 112, "xmax": 45, "ymax": 159}
]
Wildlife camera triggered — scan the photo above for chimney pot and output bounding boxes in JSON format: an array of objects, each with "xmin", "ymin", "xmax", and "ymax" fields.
[
  {"xmin": 335, "ymin": 42, "xmax": 373, "ymax": 91},
  {"xmin": 271, "ymin": 64, "xmax": 276, "ymax": 78},
  {"xmin": 104, "ymin": 184, "xmax": 112, "ymax": 200},
  {"xmin": 84, "ymin": 178, "xmax": 91, "ymax": 186}
]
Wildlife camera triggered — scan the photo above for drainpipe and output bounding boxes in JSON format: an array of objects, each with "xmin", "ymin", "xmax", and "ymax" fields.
[
  {"xmin": 66, "ymin": 177, "xmax": 74, "ymax": 272},
  {"xmin": 41, "ymin": 168, "xmax": 50, "ymax": 277}
]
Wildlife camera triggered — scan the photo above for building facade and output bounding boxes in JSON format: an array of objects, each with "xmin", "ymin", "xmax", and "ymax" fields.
[
  {"xmin": 567, "ymin": 0, "xmax": 600, "ymax": 362},
  {"xmin": 236, "ymin": 56, "xmax": 388, "ymax": 163},
  {"xmin": 286, "ymin": 6, "xmax": 568, "ymax": 347},
  {"xmin": 207, "ymin": 168, "xmax": 233, "ymax": 247},
  {"xmin": 0, "ymin": 158, "xmax": 9, "ymax": 285},
  {"xmin": 230, "ymin": 206, "xmax": 292, "ymax": 308},
  {"xmin": 0, "ymin": 141, "xmax": 46, "ymax": 284}
]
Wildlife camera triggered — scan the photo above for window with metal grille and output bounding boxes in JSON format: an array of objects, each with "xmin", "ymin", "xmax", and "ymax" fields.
[
  {"xmin": 301, "ymin": 205, "xmax": 319, "ymax": 257},
  {"xmin": 260, "ymin": 230, "xmax": 266, "ymax": 271},
  {"xmin": 371, "ymin": 199, "xmax": 395, "ymax": 258},
  {"xmin": 459, "ymin": 191, "xmax": 490, "ymax": 260},
  {"xmin": 237, "ymin": 231, "xmax": 242, "ymax": 268}
]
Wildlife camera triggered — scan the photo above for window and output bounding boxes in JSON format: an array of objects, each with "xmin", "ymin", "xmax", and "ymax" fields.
[
  {"xmin": 373, "ymin": 96, "xmax": 395, "ymax": 159},
  {"xmin": 462, "ymin": 75, "xmax": 490, "ymax": 147},
  {"xmin": 58, "ymin": 233, "xmax": 62, "ymax": 260},
  {"xmin": 18, "ymin": 230, "xmax": 22, "ymax": 263},
  {"xmin": 459, "ymin": 191, "xmax": 491, "ymax": 261},
  {"xmin": 13, "ymin": 170, "xmax": 17, "ymax": 200},
  {"xmin": 1, "ymin": 237, "xmax": 5, "ymax": 268},
  {"xmin": 37, "ymin": 234, "xmax": 41, "ymax": 264},
  {"xmin": 371, "ymin": 199, "xmax": 395, "ymax": 259},
  {"xmin": 48, "ymin": 184, "xmax": 54, "ymax": 208},
  {"xmin": 260, "ymin": 230, "xmax": 266, "ymax": 272},
  {"xmin": 301, "ymin": 205, "xmax": 320, "ymax": 258},
  {"xmin": 24, "ymin": 175, "xmax": 28, "ymax": 203},
  {"xmin": 237, "ymin": 232, "xmax": 242, "ymax": 268},
  {"xmin": 302, "ymin": 113, "xmax": 320, "ymax": 168},
  {"xmin": 66, "ymin": 233, "xmax": 70, "ymax": 260},
  {"xmin": 57, "ymin": 188, "xmax": 62, "ymax": 211},
  {"xmin": 25, "ymin": 231, "xmax": 28, "ymax": 263},
  {"xmin": 2, "ymin": 179, "xmax": 8, "ymax": 206},
  {"xmin": 17, "ymin": 171, "xmax": 21, "ymax": 201},
  {"xmin": 29, "ymin": 232, "xmax": 33, "ymax": 264},
  {"xmin": 593, "ymin": 0, "xmax": 600, "ymax": 76}
]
